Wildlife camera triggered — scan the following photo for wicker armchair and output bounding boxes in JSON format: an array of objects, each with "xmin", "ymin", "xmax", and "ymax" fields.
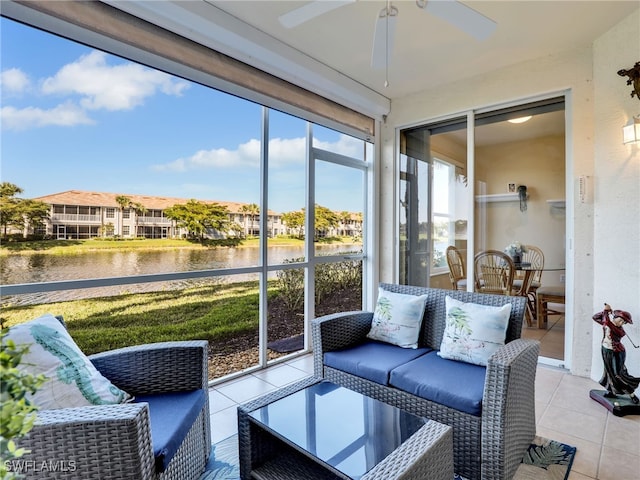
[
  {"xmin": 312, "ymin": 284, "xmax": 539, "ymax": 480},
  {"xmin": 17, "ymin": 341, "xmax": 212, "ymax": 480}
]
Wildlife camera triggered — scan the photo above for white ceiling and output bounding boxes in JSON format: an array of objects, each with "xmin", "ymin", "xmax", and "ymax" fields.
[
  {"xmin": 210, "ymin": 0, "xmax": 637, "ymax": 99},
  {"xmin": 105, "ymin": 1, "xmax": 636, "ymax": 144}
]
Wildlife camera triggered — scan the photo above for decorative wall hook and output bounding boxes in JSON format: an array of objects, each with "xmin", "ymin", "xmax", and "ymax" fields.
[{"xmin": 618, "ymin": 61, "xmax": 640, "ymax": 100}]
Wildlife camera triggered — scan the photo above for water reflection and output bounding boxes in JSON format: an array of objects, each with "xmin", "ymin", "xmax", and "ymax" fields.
[{"xmin": 1, "ymin": 244, "xmax": 360, "ymax": 306}]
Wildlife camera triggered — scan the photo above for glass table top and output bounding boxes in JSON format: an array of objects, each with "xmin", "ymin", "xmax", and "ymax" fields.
[
  {"xmin": 515, "ymin": 263, "xmax": 566, "ymax": 271},
  {"xmin": 249, "ymin": 381, "xmax": 427, "ymax": 479}
]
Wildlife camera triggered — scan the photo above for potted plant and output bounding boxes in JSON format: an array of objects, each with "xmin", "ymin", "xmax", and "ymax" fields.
[{"xmin": 504, "ymin": 241, "xmax": 527, "ymax": 265}]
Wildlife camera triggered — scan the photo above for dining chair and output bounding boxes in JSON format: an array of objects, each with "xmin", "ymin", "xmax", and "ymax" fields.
[
  {"xmin": 446, "ymin": 245, "xmax": 467, "ymax": 291},
  {"xmin": 512, "ymin": 245, "xmax": 545, "ymax": 325},
  {"xmin": 536, "ymin": 285, "xmax": 566, "ymax": 329},
  {"xmin": 474, "ymin": 250, "xmax": 515, "ymax": 296},
  {"xmin": 512, "ymin": 245, "xmax": 544, "ymax": 291}
]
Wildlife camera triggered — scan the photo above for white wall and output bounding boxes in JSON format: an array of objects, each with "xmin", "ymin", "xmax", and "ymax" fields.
[
  {"xmin": 380, "ymin": 8, "xmax": 640, "ymax": 377},
  {"xmin": 591, "ymin": 10, "xmax": 640, "ymax": 383}
]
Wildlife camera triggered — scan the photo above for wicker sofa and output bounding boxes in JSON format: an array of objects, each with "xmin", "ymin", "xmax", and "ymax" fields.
[
  {"xmin": 312, "ymin": 284, "xmax": 540, "ymax": 480},
  {"xmin": 17, "ymin": 340, "xmax": 212, "ymax": 480}
]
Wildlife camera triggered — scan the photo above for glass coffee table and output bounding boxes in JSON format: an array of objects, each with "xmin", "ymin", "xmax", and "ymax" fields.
[{"xmin": 237, "ymin": 377, "xmax": 453, "ymax": 480}]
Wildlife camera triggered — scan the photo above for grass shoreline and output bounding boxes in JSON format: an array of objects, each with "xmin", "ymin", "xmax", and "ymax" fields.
[
  {"xmin": 2, "ymin": 278, "xmax": 362, "ymax": 380},
  {"xmin": 0, "ymin": 236, "xmax": 361, "ymax": 256},
  {"xmin": 1, "ymin": 281, "xmax": 266, "ymax": 355}
]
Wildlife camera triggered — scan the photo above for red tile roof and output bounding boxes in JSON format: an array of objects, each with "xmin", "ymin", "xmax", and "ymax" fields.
[{"xmin": 33, "ymin": 190, "xmax": 277, "ymax": 215}]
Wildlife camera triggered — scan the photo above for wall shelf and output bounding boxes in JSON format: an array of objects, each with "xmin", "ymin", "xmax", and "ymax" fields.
[
  {"xmin": 546, "ymin": 199, "xmax": 566, "ymax": 208},
  {"xmin": 475, "ymin": 193, "xmax": 526, "ymax": 203}
]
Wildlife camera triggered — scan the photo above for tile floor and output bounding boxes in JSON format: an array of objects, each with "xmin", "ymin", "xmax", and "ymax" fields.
[
  {"xmin": 209, "ymin": 353, "xmax": 640, "ymax": 480},
  {"xmin": 521, "ymin": 313, "xmax": 565, "ymax": 360}
]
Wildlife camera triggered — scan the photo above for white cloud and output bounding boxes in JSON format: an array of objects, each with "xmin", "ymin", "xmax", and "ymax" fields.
[
  {"xmin": 41, "ymin": 50, "xmax": 189, "ymax": 111},
  {"xmin": 152, "ymin": 134, "xmax": 363, "ymax": 172},
  {"xmin": 1, "ymin": 68, "xmax": 31, "ymax": 94},
  {"xmin": 152, "ymin": 137, "xmax": 299, "ymax": 172},
  {"xmin": 314, "ymin": 134, "xmax": 363, "ymax": 158},
  {"xmin": 1, "ymin": 102, "xmax": 94, "ymax": 131},
  {"xmin": 2, "ymin": 50, "xmax": 190, "ymax": 130}
]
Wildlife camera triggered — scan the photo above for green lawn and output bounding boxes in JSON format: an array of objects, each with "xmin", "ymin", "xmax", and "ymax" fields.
[{"xmin": 1, "ymin": 282, "xmax": 267, "ymax": 355}]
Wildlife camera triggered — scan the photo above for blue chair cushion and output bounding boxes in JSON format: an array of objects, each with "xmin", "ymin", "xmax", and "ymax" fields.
[
  {"xmin": 389, "ymin": 351, "xmax": 486, "ymax": 416},
  {"xmin": 134, "ymin": 389, "xmax": 206, "ymax": 472},
  {"xmin": 324, "ymin": 340, "xmax": 431, "ymax": 385}
]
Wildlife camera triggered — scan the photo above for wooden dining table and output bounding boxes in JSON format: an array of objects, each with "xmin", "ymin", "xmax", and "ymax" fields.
[{"xmin": 514, "ymin": 263, "xmax": 566, "ymax": 327}]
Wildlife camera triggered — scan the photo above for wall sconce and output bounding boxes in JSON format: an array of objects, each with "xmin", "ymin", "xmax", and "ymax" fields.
[{"xmin": 623, "ymin": 115, "xmax": 640, "ymax": 144}]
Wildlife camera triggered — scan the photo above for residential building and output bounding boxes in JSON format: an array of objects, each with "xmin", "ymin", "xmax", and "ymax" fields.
[{"xmin": 30, "ymin": 190, "xmax": 361, "ymax": 240}]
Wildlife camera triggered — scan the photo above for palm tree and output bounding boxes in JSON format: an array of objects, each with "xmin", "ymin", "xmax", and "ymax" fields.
[
  {"xmin": 446, "ymin": 306, "xmax": 472, "ymax": 339},
  {"xmin": 240, "ymin": 203, "xmax": 259, "ymax": 237},
  {"xmin": 115, "ymin": 195, "xmax": 131, "ymax": 238},
  {"xmin": 132, "ymin": 202, "xmax": 148, "ymax": 238},
  {"xmin": 339, "ymin": 211, "xmax": 351, "ymax": 236}
]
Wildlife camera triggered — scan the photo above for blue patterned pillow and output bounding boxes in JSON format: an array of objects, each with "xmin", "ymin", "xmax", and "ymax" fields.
[
  {"xmin": 8, "ymin": 313, "xmax": 133, "ymax": 409},
  {"xmin": 367, "ymin": 287, "xmax": 428, "ymax": 349},
  {"xmin": 439, "ymin": 296, "xmax": 511, "ymax": 366}
]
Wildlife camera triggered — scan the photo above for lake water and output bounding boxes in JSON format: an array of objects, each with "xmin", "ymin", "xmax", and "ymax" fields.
[{"xmin": 0, "ymin": 244, "xmax": 360, "ymax": 306}]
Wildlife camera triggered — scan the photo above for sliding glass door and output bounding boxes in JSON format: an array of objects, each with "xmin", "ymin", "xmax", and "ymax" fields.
[
  {"xmin": 399, "ymin": 118, "xmax": 469, "ymax": 288},
  {"xmin": 398, "ymin": 98, "xmax": 567, "ymax": 365}
]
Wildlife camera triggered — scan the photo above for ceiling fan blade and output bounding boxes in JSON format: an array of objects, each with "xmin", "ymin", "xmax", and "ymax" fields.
[
  {"xmin": 279, "ymin": 0, "xmax": 355, "ymax": 29},
  {"xmin": 424, "ymin": 0, "xmax": 496, "ymax": 41},
  {"xmin": 371, "ymin": 9, "xmax": 398, "ymax": 70}
]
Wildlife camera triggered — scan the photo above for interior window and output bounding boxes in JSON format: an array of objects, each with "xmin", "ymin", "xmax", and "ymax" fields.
[{"xmin": 431, "ymin": 157, "xmax": 456, "ymax": 274}]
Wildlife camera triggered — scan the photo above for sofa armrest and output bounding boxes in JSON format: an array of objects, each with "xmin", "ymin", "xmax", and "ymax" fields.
[
  {"xmin": 89, "ymin": 340, "xmax": 209, "ymax": 395},
  {"xmin": 482, "ymin": 338, "xmax": 540, "ymax": 480},
  {"xmin": 17, "ymin": 404, "xmax": 155, "ymax": 480},
  {"xmin": 311, "ymin": 311, "xmax": 373, "ymax": 377}
]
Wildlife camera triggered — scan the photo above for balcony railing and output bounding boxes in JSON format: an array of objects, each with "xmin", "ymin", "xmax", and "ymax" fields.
[
  {"xmin": 136, "ymin": 216, "xmax": 173, "ymax": 225},
  {"xmin": 51, "ymin": 214, "xmax": 101, "ymax": 222}
]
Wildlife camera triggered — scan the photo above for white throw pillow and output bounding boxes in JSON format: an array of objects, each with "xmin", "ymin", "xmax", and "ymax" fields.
[
  {"xmin": 366, "ymin": 287, "xmax": 428, "ymax": 349},
  {"xmin": 438, "ymin": 296, "xmax": 512, "ymax": 366},
  {"xmin": 8, "ymin": 313, "xmax": 133, "ymax": 409}
]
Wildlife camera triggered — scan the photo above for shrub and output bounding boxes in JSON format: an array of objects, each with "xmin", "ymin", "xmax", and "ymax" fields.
[
  {"xmin": 275, "ymin": 258, "xmax": 305, "ymax": 313},
  {"xmin": 275, "ymin": 256, "xmax": 362, "ymax": 314},
  {"xmin": 0, "ymin": 323, "xmax": 45, "ymax": 480}
]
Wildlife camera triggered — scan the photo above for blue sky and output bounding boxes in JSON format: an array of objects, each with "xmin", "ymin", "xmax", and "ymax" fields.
[{"xmin": 0, "ymin": 17, "xmax": 366, "ymax": 214}]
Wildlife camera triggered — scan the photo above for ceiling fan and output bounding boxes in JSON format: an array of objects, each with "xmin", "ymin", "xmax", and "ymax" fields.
[{"xmin": 279, "ymin": 0, "xmax": 496, "ymax": 73}]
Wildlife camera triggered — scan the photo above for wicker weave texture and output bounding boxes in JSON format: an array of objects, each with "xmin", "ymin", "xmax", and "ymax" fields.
[
  {"xmin": 238, "ymin": 377, "xmax": 322, "ymax": 480},
  {"xmin": 312, "ymin": 285, "xmax": 538, "ymax": 480},
  {"xmin": 362, "ymin": 421, "xmax": 453, "ymax": 480},
  {"xmin": 17, "ymin": 341, "xmax": 211, "ymax": 480},
  {"xmin": 90, "ymin": 341, "xmax": 209, "ymax": 394}
]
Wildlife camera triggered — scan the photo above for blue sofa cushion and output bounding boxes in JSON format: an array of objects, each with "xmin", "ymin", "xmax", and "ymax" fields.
[
  {"xmin": 389, "ymin": 351, "xmax": 486, "ymax": 416},
  {"xmin": 135, "ymin": 389, "xmax": 206, "ymax": 472},
  {"xmin": 324, "ymin": 340, "xmax": 431, "ymax": 385}
]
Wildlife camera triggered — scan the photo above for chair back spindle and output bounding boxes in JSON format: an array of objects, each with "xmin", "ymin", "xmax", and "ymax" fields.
[
  {"xmin": 446, "ymin": 246, "xmax": 467, "ymax": 291},
  {"xmin": 474, "ymin": 250, "xmax": 514, "ymax": 296}
]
